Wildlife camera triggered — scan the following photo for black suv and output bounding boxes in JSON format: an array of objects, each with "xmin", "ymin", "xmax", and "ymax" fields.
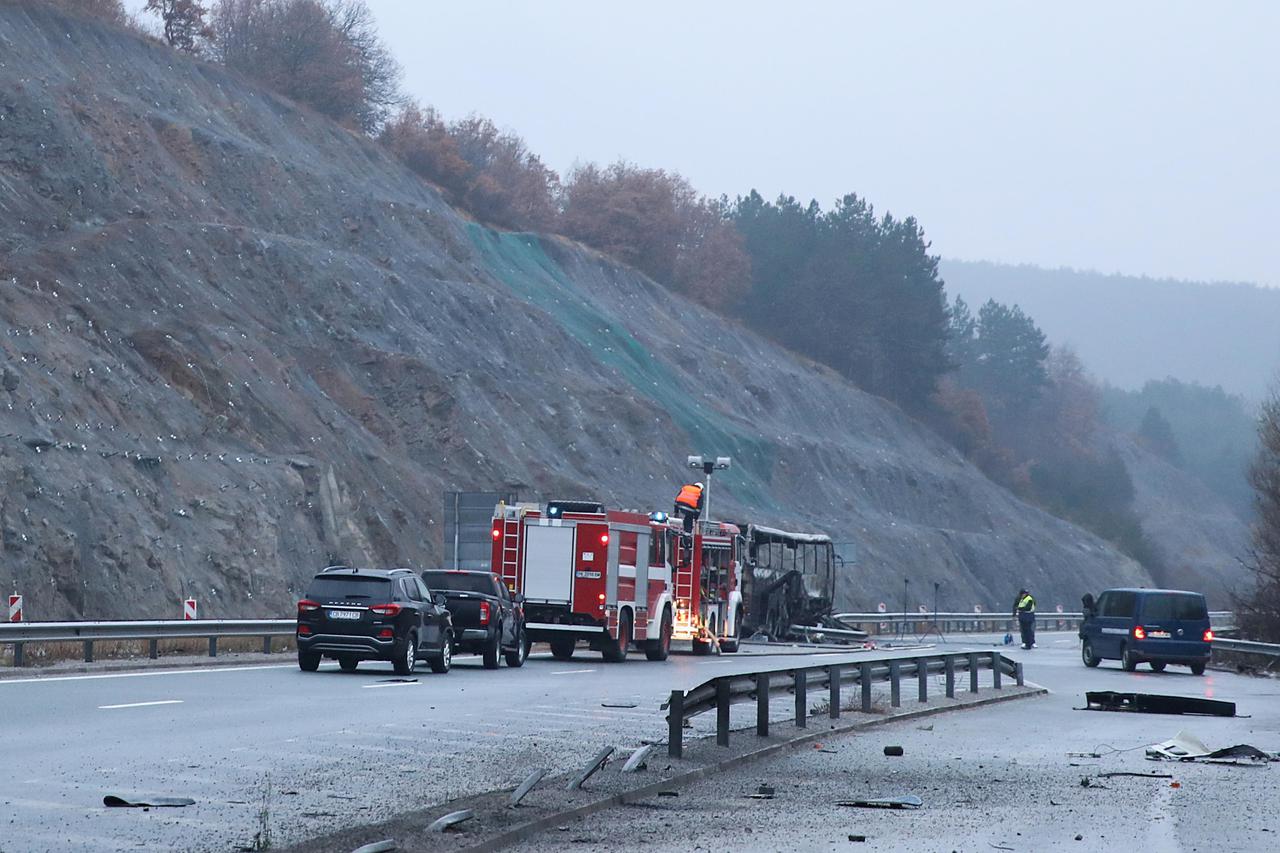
[{"xmin": 297, "ymin": 567, "xmax": 454, "ymax": 675}]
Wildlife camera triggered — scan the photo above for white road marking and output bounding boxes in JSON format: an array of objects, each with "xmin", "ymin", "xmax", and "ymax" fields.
[
  {"xmin": 98, "ymin": 699, "xmax": 184, "ymax": 710},
  {"xmin": 361, "ymin": 681, "xmax": 420, "ymax": 689},
  {"xmin": 0, "ymin": 663, "xmax": 298, "ymax": 686},
  {"xmin": 550, "ymin": 668, "xmax": 595, "ymax": 675}
]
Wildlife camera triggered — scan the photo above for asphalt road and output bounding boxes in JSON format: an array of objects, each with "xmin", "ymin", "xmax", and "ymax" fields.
[
  {"xmin": 519, "ymin": 631, "xmax": 1280, "ymax": 853},
  {"xmin": 0, "ymin": 639, "xmax": 968, "ymax": 852}
]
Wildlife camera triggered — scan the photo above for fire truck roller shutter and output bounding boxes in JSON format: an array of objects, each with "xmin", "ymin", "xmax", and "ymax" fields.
[
  {"xmin": 635, "ymin": 530, "xmax": 650, "ymax": 639},
  {"xmin": 606, "ymin": 525, "xmax": 621, "ymax": 607},
  {"xmin": 523, "ymin": 524, "xmax": 575, "ymax": 602}
]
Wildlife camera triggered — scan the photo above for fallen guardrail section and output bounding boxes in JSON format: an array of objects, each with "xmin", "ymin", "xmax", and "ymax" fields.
[
  {"xmin": 664, "ymin": 650, "xmax": 1023, "ymax": 758},
  {"xmin": 0, "ymin": 619, "xmax": 294, "ymax": 667}
]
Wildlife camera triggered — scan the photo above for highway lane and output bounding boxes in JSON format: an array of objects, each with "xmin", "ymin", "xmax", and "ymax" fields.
[
  {"xmin": 0, "ymin": 641, "xmax": 967, "ymax": 852},
  {"xmin": 520, "ymin": 631, "xmax": 1280, "ymax": 852}
]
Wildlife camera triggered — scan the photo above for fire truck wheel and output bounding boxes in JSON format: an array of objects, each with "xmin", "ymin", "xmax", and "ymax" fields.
[
  {"xmin": 645, "ymin": 608, "xmax": 672, "ymax": 661},
  {"xmin": 719, "ymin": 607, "xmax": 742, "ymax": 653},
  {"xmin": 482, "ymin": 627, "xmax": 501, "ymax": 669},
  {"xmin": 604, "ymin": 610, "xmax": 633, "ymax": 663},
  {"xmin": 550, "ymin": 637, "xmax": 576, "ymax": 660},
  {"xmin": 691, "ymin": 639, "xmax": 712, "ymax": 655}
]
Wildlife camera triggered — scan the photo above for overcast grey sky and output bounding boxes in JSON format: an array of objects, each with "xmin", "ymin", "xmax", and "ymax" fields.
[{"xmin": 130, "ymin": 1, "xmax": 1280, "ymax": 286}]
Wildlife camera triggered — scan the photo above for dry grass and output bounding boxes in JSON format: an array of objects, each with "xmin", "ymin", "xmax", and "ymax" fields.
[{"xmin": 0, "ymin": 635, "xmax": 296, "ymax": 669}]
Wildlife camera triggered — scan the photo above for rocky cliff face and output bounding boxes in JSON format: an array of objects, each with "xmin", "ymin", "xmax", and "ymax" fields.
[{"xmin": 0, "ymin": 4, "xmax": 1149, "ymax": 619}]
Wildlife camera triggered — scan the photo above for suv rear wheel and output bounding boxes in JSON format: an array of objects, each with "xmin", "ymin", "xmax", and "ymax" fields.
[
  {"xmin": 393, "ymin": 632, "xmax": 417, "ymax": 676},
  {"xmin": 339, "ymin": 655, "xmax": 359, "ymax": 672},
  {"xmin": 298, "ymin": 651, "xmax": 321, "ymax": 672}
]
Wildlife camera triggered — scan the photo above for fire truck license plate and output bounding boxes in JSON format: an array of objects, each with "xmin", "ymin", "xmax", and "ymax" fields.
[{"xmin": 328, "ymin": 610, "xmax": 361, "ymax": 620}]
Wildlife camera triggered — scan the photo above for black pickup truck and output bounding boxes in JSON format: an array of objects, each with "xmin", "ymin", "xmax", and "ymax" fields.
[{"xmin": 421, "ymin": 570, "xmax": 528, "ymax": 668}]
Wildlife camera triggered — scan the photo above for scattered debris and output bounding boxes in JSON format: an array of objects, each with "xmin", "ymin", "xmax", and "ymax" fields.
[
  {"xmin": 990, "ymin": 843, "xmax": 1014, "ymax": 850},
  {"xmin": 301, "ymin": 811, "xmax": 337, "ymax": 818},
  {"xmin": 350, "ymin": 842, "xmax": 397, "ymax": 853},
  {"xmin": 1075, "ymin": 835, "xmax": 1084, "ymax": 842},
  {"xmin": 427, "ymin": 810, "xmax": 474, "ymax": 833},
  {"xmin": 103, "ymin": 795, "xmax": 195, "ymax": 808},
  {"xmin": 747, "ymin": 785, "xmax": 775, "ymax": 800},
  {"xmin": 376, "ymin": 678, "xmax": 418, "ymax": 684},
  {"xmin": 509, "ymin": 769, "xmax": 546, "ymax": 807},
  {"xmin": 1084, "ymin": 691, "xmax": 1235, "ymax": 717},
  {"xmin": 883, "ymin": 745, "xmax": 904, "ymax": 757},
  {"xmin": 1079, "ymin": 777, "xmax": 1109, "ymax": 789},
  {"xmin": 328, "ymin": 794, "xmax": 358, "ymax": 801},
  {"xmin": 622, "ymin": 745, "xmax": 654, "ymax": 773},
  {"xmin": 601, "ymin": 701, "xmax": 639, "ymax": 709},
  {"xmin": 1097, "ymin": 771, "xmax": 1173, "ymax": 779},
  {"xmin": 836, "ymin": 794, "xmax": 922, "ymax": 810},
  {"xmin": 917, "ymin": 724, "xmax": 934, "ymax": 732},
  {"xmin": 848, "ymin": 835, "xmax": 867, "ymax": 842},
  {"xmin": 1146, "ymin": 731, "xmax": 1276, "ymax": 764},
  {"xmin": 657, "ymin": 790, "xmax": 679, "ymax": 797},
  {"xmin": 566, "ymin": 746, "xmax": 614, "ymax": 790}
]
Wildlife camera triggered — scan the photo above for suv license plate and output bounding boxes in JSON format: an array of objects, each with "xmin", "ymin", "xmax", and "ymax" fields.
[{"xmin": 328, "ymin": 610, "xmax": 361, "ymax": 621}]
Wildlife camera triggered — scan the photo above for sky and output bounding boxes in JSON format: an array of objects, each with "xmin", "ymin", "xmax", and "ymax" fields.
[{"xmin": 127, "ymin": 1, "xmax": 1280, "ymax": 287}]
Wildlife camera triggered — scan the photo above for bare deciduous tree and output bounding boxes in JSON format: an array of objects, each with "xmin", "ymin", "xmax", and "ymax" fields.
[
  {"xmin": 1237, "ymin": 390, "xmax": 1280, "ymax": 641},
  {"xmin": 144, "ymin": 0, "xmax": 213, "ymax": 53}
]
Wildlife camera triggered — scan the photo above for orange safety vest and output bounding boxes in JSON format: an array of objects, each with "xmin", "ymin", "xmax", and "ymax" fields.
[{"xmin": 675, "ymin": 483, "xmax": 703, "ymax": 511}]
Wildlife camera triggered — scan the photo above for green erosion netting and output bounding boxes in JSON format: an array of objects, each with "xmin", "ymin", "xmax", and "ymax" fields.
[{"xmin": 467, "ymin": 226, "xmax": 778, "ymax": 510}]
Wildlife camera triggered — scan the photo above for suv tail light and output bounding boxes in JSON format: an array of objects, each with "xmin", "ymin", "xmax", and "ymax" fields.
[
  {"xmin": 369, "ymin": 603, "xmax": 402, "ymax": 617},
  {"xmin": 479, "ymin": 600, "xmax": 491, "ymax": 626},
  {"xmin": 298, "ymin": 599, "xmax": 320, "ymax": 613},
  {"xmin": 1203, "ymin": 629, "xmax": 1214, "ymax": 642},
  {"xmin": 1133, "ymin": 626, "xmax": 1146, "ymax": 640}
]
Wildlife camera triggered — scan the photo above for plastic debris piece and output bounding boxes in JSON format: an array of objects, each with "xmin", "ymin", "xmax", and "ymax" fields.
[
  {"xmin": 883, "ymin": 745, "xmax": 904, "ymax": 756},
  {"xmin": 1085, "ymin": 691, "xmax": 1235, "ymax": 717},
  {"xmin": 836, "ymin": 794, "xmax": 922, "ymax": 809},
  {"xmin": 510, "ymin": 769, "xmax": 546, "ymax": 807},
  {"xmin": 351, "ymin": 842, "xmax": 397, "ymax": 853},
  {"xmin": 427, "ymin": 810, "xmax": 474, "ymax": 833},
  {"xmin": 104, "ymin": 795, "xmax": 195, "ymax": 808}
]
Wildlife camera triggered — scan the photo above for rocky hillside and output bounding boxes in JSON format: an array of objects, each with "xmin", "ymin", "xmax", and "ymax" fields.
[{"xmin": 0, "ymin": 4, "xmax": 1150, "ymax": 619}]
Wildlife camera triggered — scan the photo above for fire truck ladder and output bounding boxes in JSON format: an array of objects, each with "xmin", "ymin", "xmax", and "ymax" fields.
[
  {"xmin": 499, "ymin": 516, "xmax": 521, "ymax": 588},
  {"xmin": 674, "ymin": 532, "xmax": 696, "ymax": 614}
]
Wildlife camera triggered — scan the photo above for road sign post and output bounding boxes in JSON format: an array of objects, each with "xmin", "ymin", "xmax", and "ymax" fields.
[
  {"xmin": 7, "ymin": 594, "xmax": 22, "ymax": 623},
  {"xmin": 183, "ymin": 598, "xmax": 197, "ymax": 620}
]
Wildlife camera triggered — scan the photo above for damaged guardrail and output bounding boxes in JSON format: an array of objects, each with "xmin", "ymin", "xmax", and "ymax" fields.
[
  {"xmin": 832, "ymin": 611, "xmax": 1235, "ymax": 636},
  {"xmin": 0, "ymin": 619, "xmax": 294, "ymax": 667},
  {"xmin": 664, "ymin": 649, "xmax": 1022, "ymax": 758}
]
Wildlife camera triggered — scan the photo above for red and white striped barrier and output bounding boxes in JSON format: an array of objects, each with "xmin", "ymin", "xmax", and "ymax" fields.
[
  {"xmin": 183, "ymin": 598, "xmax": 197, "ymax": 621},
  {"xmin": 7, "ymin": 594, "xmax": 21, "ymax": 623}
]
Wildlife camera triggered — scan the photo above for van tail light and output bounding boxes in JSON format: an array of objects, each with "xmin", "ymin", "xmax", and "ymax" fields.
[
  {"xmin": 479, "ymin": 601, "xmax": 491, "ymax": 626},
  {"xmin": 1203, "ymin": 629, "xmax": 1214, "ymax": 642},
  {"xmin": 369, "ymin": 603, "xmax": 402, "ymax": 617},
  {"xmin": 1133, "ymin": 626, "xmax": 1146, "ymax": 640},
  {"xmin": 298, "ymin": 599, "xmax": 320, "ymax": 613}
]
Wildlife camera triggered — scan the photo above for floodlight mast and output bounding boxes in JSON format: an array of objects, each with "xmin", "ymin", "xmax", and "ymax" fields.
[{"xmin": 687, "ymin": 454, "xmax": 731, "ymax": 524}]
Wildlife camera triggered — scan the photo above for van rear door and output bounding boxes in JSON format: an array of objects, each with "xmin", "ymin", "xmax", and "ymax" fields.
[{"xmin": 1139, "ymin": 592, "xmax": 1209, "ymax": 657}]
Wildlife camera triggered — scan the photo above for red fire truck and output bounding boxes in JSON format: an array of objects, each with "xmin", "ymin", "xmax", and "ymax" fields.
[{"xmin": 490, "ymin": 499, "xmax": 746, "ymax": 661}]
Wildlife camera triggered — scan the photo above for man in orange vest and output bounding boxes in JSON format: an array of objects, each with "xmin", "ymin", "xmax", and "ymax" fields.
[{"xmin": 673, "ymin": 482, "xmax": 705, "ymax": 534}]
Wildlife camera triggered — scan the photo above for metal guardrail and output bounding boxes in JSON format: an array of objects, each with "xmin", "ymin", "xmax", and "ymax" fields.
[
  {"xmin": 664, "ymin": 649, "xmax": 1022, "ymax": 758},
  {"xmin": 0, "ymin": 619, "xmax": 295, "ymax": 667},
  {"xmin": 832, "ymin": 611, "xmax": 1236, "ymax": 636},
  {"xmin": 1212, "ymin": 637, "xmax": 1280, "ymax": 668}
]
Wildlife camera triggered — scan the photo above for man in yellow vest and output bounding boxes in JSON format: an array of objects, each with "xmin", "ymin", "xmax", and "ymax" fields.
[
  {"xmin": 1013, "ymin": 588, "xmax": 1036, "ymax": 649},
  {"xmin": 673, "ymin": 482, "xmax": 705, "ymax": 534}
]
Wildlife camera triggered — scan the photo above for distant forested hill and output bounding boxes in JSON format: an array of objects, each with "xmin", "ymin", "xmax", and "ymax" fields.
[{"xmin": 941, "ymin": 260, "xmax": 1280, "ymax": 400}]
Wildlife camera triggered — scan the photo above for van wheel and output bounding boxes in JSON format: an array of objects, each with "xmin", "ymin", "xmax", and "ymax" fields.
[
  {"xmin": 1081, "ymin": 640, "xmax": 1100, "ymax": 668},
  {"xmin": 1149, "ymin": 661, "xmax": 1166, "ymax": 672},
  {"xmin": 1121, "ymin": 645, "xmax": 1138, "ymax": 672},
  {"xmin": 550, "ymin": 637, "xmax": 575, "ymax": 660},
  {"xmin": 645, "ymin": 608, "xmax": 672, "ymax": 661},
  {"xmin": 1190, "ymin": 661, "xmax": 1206, "ymax": 676}
]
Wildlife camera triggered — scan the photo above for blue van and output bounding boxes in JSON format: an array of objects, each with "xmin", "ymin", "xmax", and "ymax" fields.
[{"xmin": 1078, "ymin": 588, "xmax": 1212, "ymax": 675}]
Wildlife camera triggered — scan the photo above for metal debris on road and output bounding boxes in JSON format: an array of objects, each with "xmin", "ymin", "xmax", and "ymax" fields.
[
  {"xmin": 566, "ymin": 746, "xmax": 614, "ymax": 790},
  {"xmin": 657, "ymin": 790, "xmax": 679, "ymax": 797},
  {"xmin": 883, "ymin": 745, "xmax": 904, "ymax": 756},
  {"xmin": 509, "ymin": 769, "xmax": 546, "ymax": 807},
  {"xmin": 836, "ymin": 794, "xmax": 923, "ymax": 809},
  {"xmin": 1146, "ymin": 731, "xmax": 1276, "ymax": 764},
  {"xmin": 427, "ymin": 809, "xmax": 474, "ymax": 833},
  {"xmin": 103, "ymin": 795, "xmax": 195, "ymax": 808},
  {"xmin": 601, "ymin": 701, "xmax": 638, "ymax": 708},
  {"xmin": 747, "ymin": 784, "xmax": 775, "ymax": 799},
  {"xmin": 1096, "ymin": 771, "xmax": 1174, "ymax": 779},
  {"xmin": 350, "ymin": 841, "xmax": 397, "ymax": 853},
  {"xmin": 622, "ymin": 744, "xmax": 654, "ymax": 773},
  {"xmin": 1083, "ymin": 691, "xmax": 1235, "ymax": 717},
  {"xmin": 848, "ymin": 834, "xmax": 867, "ymax": 842}
]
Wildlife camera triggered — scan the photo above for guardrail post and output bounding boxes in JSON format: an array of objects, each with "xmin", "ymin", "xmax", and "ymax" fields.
[
  {"xmin": 208, "ymin": 637, "xmax": 217, "ymax": 658},
  {"xmin": 12, "ymin": 642, "xmax": 23, "ymax": 668},
  {"xmin": 262, "ymin": 636, "xmax": 272, "ymax": 655},
  {"xmin": 794, "ymin": 670, "xmax": 807, "ymax": 728},
  {"xmin": 716, "ymin": 679, "xmax": 731, "ymax": 747},
  {"xmin": 756, "ymin": 673, "xmax": 769, "ymax": 737},
  {"xmin": 829, "ymin": 665, "xmax": 841, "ymax": 719},
  {"xmin": 83, "ymin": 640, "xmax": 94, "ymax": 663},
  {"xmin": 917, "ymin": 658, "xmax": 928, "ymax": 703},
  {"xmin": 889, "ymin": 661, "xmax": 901, "ymax": 708},
  {"xmin": 1015, "ymin": 661, "xmax": 1024, "ymax": 687},
  {"xmin": 860, "ymin": 662, "xmax": 872, "ymax": 712},
  {"xmin": 149, "ymin": 638, "xmax": 159, "ymax": 660},
  {"xmin": 991, "ymin": 651, "xmax": 1002, "ymax": 689},
  {"xmin": 968, "ymin": 653, "xmax": 979, "ymax": 693},
  {"xmin": 668, "ymin": 690, "xmax": 684, "ymax": 759},
  {"xmin": 945, "ymin": 656, "xmax": 956, "ymax": 698}
]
